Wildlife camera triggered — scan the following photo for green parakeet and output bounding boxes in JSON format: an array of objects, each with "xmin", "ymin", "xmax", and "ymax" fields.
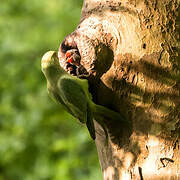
[{"xmin": 41, "ymin": 51, "xmax": 127, "ymax": 140}]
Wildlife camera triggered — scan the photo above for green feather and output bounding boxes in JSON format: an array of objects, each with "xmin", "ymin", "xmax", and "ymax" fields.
[{"xmin": 41, "ymin": 51, "xmax": 128, "ymax": 140}]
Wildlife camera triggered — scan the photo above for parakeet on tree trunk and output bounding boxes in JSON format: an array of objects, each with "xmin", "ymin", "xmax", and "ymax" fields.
[{"xmin": 41, "ymin": 51, "xmax": 127, "ymax": 140}]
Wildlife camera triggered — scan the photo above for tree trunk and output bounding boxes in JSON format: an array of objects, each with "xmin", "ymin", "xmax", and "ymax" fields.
[{"xmin": 60, "ymin": 0, "xmax": 180, "ymax": 179}]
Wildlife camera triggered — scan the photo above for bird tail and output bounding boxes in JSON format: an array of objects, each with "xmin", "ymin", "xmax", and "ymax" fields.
[{"xmin": 86, "ymin": 104, "xmax": 96, "ymax": 140}]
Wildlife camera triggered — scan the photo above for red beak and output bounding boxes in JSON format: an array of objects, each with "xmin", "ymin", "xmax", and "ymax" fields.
[
  {"xmin": 65, "ymin": 52, "xmax": 72, "ymax": 59},
  {"xmin": 67, "ymin": 57, "xmax": 73, "ymax": 63}
]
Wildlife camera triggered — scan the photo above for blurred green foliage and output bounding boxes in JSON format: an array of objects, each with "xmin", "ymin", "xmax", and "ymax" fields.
[{"xmin": 0, "ymin": 0, "xmax": 101, "ymax": 179}]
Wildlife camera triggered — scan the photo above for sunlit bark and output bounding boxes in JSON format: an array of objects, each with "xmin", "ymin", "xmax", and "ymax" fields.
[{"xmin": 62, "ymin": 0, "xmax": 180, "ymax": 179}]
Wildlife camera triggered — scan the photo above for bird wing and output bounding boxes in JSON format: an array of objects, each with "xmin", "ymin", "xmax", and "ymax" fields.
[
  {"xmin": 86, "ymin": 103, "xmax": 96, "ymax": 140},
  {"xmin": 48, "ymin": 86, "xmax": 73, "ymax": 115},
  {"xmin": 57, "ymin": 76, "xmax": 88, "ymax": 123},
  {"xmin": 57, "ymin": 76, "xmax": 96, "ymax": 139}
]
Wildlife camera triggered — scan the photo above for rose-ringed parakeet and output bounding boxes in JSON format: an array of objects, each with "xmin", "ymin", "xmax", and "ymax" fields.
[
  {"xmin": 41, "ymin": 51, "xmax": 127, "ymax": 140},
  {"xmin": 64, "ymin": 49, "xmax": 88, "ymax": 77},
  {"xmin": 65, "ymin": 49, "xmax": 81, "ymax": 66}
]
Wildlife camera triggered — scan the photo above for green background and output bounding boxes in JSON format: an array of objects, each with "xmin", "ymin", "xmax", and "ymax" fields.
[{"xmin": 0, "ymin": 0, "xmax": 101, "ymax": 179}]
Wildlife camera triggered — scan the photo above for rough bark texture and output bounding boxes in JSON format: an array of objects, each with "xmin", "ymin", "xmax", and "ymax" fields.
[{"xmin": 59, "ymin": 0, "xmax": 180, "ymax": 179}]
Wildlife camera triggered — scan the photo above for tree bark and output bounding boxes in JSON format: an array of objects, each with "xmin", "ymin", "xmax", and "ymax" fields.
[{"xmin": 59, "ymin": 0, "xmax": 180, "ymax": 179}]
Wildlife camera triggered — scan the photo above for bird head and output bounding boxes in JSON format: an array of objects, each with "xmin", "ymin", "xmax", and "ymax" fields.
[
  {"xmin": 41, "ymin": 51, "xmax": 67, "ymax": 84},
  {"xmin": 41, "ymin": 51, "xmax": 59, "ymax": 71}
]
